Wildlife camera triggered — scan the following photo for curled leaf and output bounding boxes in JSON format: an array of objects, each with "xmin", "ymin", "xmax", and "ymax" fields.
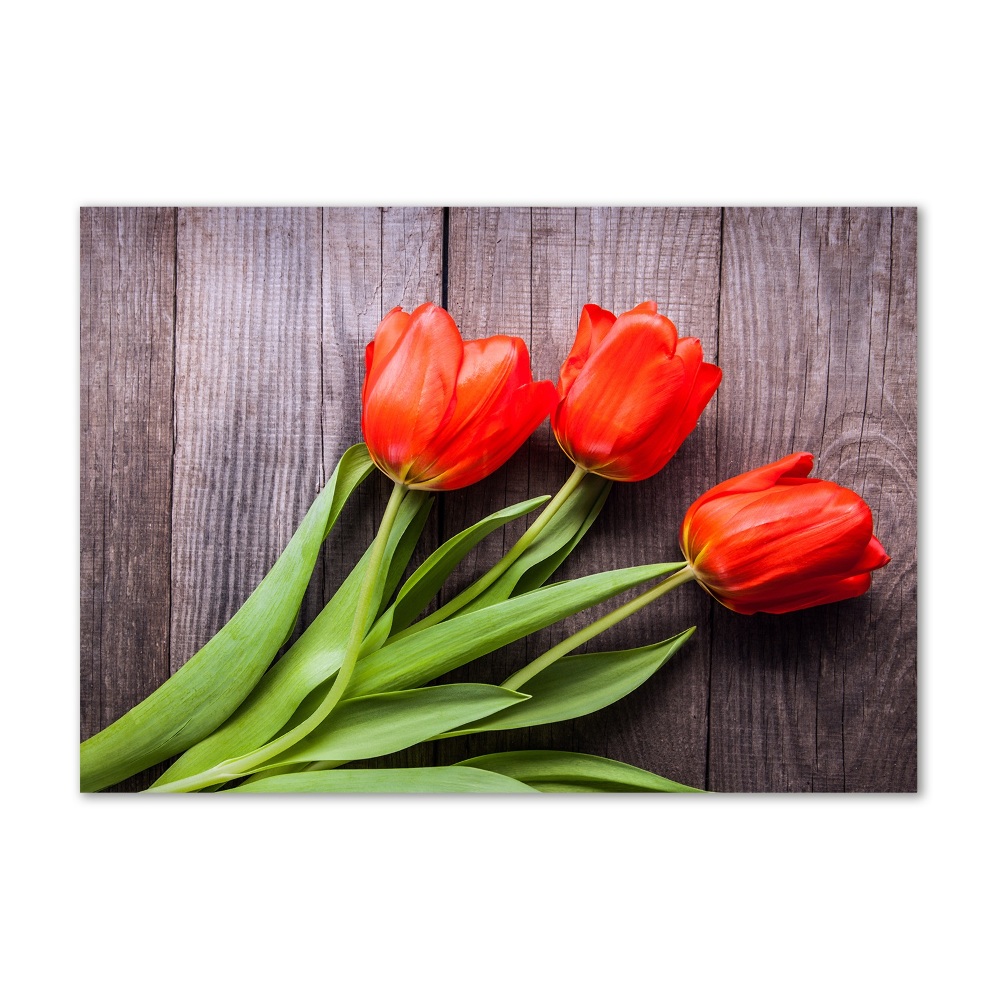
[
  {"xmin": 81, "ymin": 444, "xmax": 375, "ymax": 792},
  {"xmin": 348, "ymin": 562, "xmax": 683, "ymax": 696},
  {"xmin": 225, "ymin": 766, "xmax": 538, "ymax": 794},
  {"xmin": 261, "ymin": 684, "xmax": 530, "ymax": 769},
  {"xmin": 153, "ymin": 488, "xmax": 432, "ymax": 787},
  {"xmin": 441, "ymin": 628, "xmax": 695, "ymax": 737},
  {"xmin": 459, "ymin": 750, "xmax": 705, "ymax": 792}
]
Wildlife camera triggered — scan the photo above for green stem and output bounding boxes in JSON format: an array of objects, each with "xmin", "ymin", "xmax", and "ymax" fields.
[
  {"xmin": 237, "ymin": 758, "xmax": 347, "ymax": 785},
  {"xmin": 392, "ymin": 464, "xmax": 591, "ymax": 640},
  {"xmin": 502, "ymin": 563, "xmax": 697, "ymax": 691},
  {"xmin": 302, "ymin": 759, "xmax": 346, "ymax": 772},
  {"xmin": 147, "ymin": 482, "xmax": 410, "ymax": 793}
]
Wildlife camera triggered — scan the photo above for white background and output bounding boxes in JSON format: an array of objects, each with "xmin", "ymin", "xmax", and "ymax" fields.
[{"xmin": 4, "ymin": 2, "xmax": 992, "ymax": 997}]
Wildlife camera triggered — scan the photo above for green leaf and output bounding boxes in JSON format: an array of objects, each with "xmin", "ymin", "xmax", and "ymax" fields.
[
  {"xmin": 152, "ymin": 489, "xmax": 433, "ymax": 787},
  {"xmin": 458, "ymin": 474, "xmax": 612, "ymax": 614},
  {"xmin": 260, "ymin": 684, "xmax": 530, "ymax": 768},
  {"xmin": 347, "ymin": 562, "xmax": 681, "ymax": 697},
  {"xmin": 80, "ymin": 444, "xmax": 375, "ymax": 792},
  {"xmin": 362, "ymin": 494, "xmax": 549, "ymax": 653},
  {"xmin": 458, "ymin": 751, "xmax": 705, "ymax": 792},
  {"xmin": 441, "ymin": 628, "xmax": 696, "ymax": 736},
  {"xmin": 378, "ymin": 495, "xmax": 435, "ymax": 614},
  {"xmin": 225, "ymin": 766, "xmax": 538, "ymax": 794},
  {"xmin": 508, "ymin": 478, "xmax": 613, "ymax": 598}
]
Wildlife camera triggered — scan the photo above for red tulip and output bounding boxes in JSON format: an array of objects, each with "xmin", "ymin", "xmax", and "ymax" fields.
[
  {"xmin": 679, "ymin": 453, "xmax": 890, "ymax": 614},
  {"xmin": 362, "ymin": 303, "xmax": 557, "ymax": 491},
  {"xmin": 552, "ymin": 301, "xmax": 722, "ymax": 482}
]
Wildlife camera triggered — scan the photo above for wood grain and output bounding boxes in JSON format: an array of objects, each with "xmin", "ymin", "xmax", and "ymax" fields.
[
  {"xmin": 79, "ymin": 206, "xmax": 917, "ymax": 792},
  {"xmin": 171, "ymin": 208, "xmax": 325, "ymax": 670},
  {"xmin": 319, "ymin": 207, "xmax": 444, "ymax": 770},
  {"xmin": 711, "ymin": 208, "xmax": 917, "ymax": 791},
  {"xmin": 437, "ymin": 208, "xmax": 724, "ymax": 790},
  {"xmin": 80, "ymin": 208, "xmax": 176, "ymax": 791},
  {"xmin": 317, "ymin": 207, "xmax": 444, "ymax": 607}
]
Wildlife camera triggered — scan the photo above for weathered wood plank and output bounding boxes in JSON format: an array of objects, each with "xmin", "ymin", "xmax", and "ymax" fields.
[
  {"xmin": 434, "ymin": 208, "xmax": 553, "ymax": 743},
  {"xmin": 437, "ymin": 206, "xmax": 542, "ymax": 663},
  {"xmin": 318, "ymin": 208, "xmax": 444, "ymax": 594},
  {"xmin": 320, "ymin": 207, "xmax": 444, "ymax": 769},
  {"xmin": 80, "ymin": 207, "xmax": 176, "ymax": 791},
  {"xmin": 437, "ymin": 208, "xmax": 723, "ymax": 789},
  {"xmin": 171, "ymin": 208, "xmax": 325, "ymax": 670},
  {"xmin": 711, "ymin": 208, "xmax": 917, "ymax": 791}
]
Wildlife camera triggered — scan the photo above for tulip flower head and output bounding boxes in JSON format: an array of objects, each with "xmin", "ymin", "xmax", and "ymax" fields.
[
  {"xmin": 362, "ymin": 303, "xmax": 557, "ymax": 491},
  {"xmin": 552, "ymin": 301, "xmax": 722, "ymax": 482},
  {"xmin": 679, "ymin": 453, "xmax": 890, "ymax": 614}
]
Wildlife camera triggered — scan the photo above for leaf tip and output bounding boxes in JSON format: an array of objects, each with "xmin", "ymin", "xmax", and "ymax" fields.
[{"xmin": 499, "ymin": 687, "xmax": 533, "ymax": 702}]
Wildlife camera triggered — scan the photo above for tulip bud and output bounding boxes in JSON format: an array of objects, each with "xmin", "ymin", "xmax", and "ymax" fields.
[
  {"xmin": 679, "ymin": 453, "xmax": 890, "ymax": 614},
  {"xmin": 362, "ymin": 303, "xmax": 557, "ymax": 491},
  {"xmin": 552, "ymin": 302, "xmax": 722, "ymax": 481}
]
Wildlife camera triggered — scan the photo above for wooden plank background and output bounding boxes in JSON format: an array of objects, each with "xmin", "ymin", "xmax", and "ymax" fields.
[{"xmin": 80, "ymin": 207, "xmax": 917, "ymax": 792}]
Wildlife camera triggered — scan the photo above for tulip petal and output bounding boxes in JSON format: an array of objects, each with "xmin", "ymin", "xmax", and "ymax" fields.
[
  {"xmin": 672, "ymin": 339, "xmax": 724, "ymax": 431},
  {"xmin": 713, "ymin": 451, "xmax": 815, "ymax": 497},
  {"xmin": 363, "ymin": 303, "xmax": 463, "ymax": 478},
  {"xmin": 681, "ymin": 452, "xmax": 889, "ymax": 616},
  {"xmin": 682, "ymin": 452, "xmax": 815, "ymax": 533},
  {"xmin": 361, "ymin": 309, "xmax": 410, "ymax": 431},
  {"xmin": 362, "ymin": 308, "xmax": 412, "ymax": 419},
  {"xmin": 681, "ymin": 488, "xmax": 778, "ymax": 562},
  {"xmin": 722, "ymin": 572, "xmax": 876, "ymax": 615},
  {"xmin": 670, "ymin": 359, "xmax": 722, "ymax": 454},
  {"xmin": 556, "ymin": 304, "xmax": 617, "ymax": 397},
  {"xmin": 552, "ymin": 301, "xmax": 716, "ymax": 482},
  {"xmin": 854, "ymin": 534, "xmax": 891, "ymax": 572},
  {"xmin": 438, "ymin": 336, "xmax": 529, "ymax": 440},
  {"xmin": 594, "ymin": 340, "xmax": 721, "ymax": 481},
  {"xmin": 555, "ymin": 311, "xmax": 683, "ymax": 475},
  {"xmin": 404, "ymin": 336, "xmax": 529, "ymax": 485},
  {"xmin": 366, "ymin": 306, "xmax": 411, "ymax": 380},
  {"xmin": 362, "ymin": 304, "xmax": 557, "ymax": 491},
  {"xmin": 693, "ymin": 483, "xmax": 876, "ymax": 585},
  {"xmin": 417, "ymin": 379, "xmax": 558, "ymax": 491}
]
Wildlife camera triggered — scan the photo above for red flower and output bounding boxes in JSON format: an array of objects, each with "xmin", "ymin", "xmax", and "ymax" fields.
[
  {"xmin": 362, "ymin": 303, "xmax": 557, "ymax": 491},
  {"xmin": 551, "ymin": 302, "xmax": 722, "ymax": 481},
  {"xmin": 680, "ymin": 453, "xmax": 890, "ymax": 614}
]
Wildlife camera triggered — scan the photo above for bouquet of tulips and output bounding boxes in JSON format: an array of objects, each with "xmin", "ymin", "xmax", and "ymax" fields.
[{"xmin": 80, "ymin": 301, "xmax": 889, "ymax": 793}]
